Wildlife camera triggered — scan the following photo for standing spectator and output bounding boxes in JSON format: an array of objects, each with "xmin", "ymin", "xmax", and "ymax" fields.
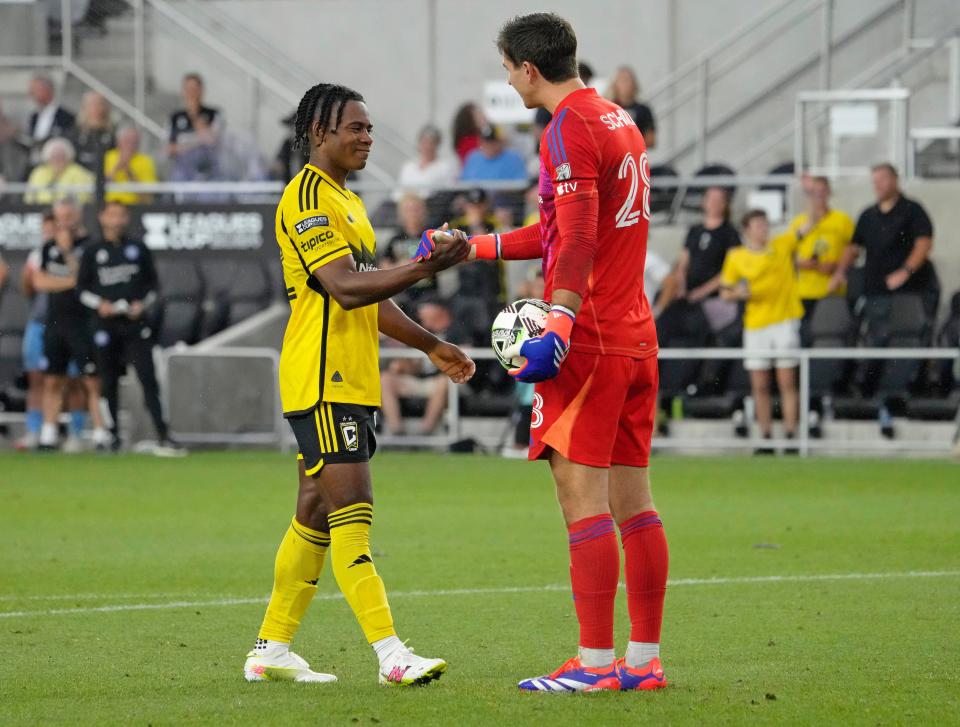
[
  {"xmin": 461, "ymin": 125, "xmax": 527, "ymax": 183},
  {"xmin": 104, "ymin": 126, "xmax": 157, "ymax": 205},
  {"xmin": 720, "ymin": 210, "xmax": 803, "ymax": 453},
  {"xmin": 78, "ymin": 201, "xmax": 182, "ymax": 455},
  {"xmin": 15, "ymin": 212, "xmax": 56, "ymax": 450},
  {"xmin": 607, "ymin": 65, "xmax": 657, "ymax": 148},
  {"xmin": 451, "ymin": 102, "xmax": 484, "ymax": 163},
  {"xmin": 27, "ymin": 74, "xmax": 75, "ymax": 164},
  {"xmin": 0, "ymin": 99, "xmax": 30, "ymax": 183},
  {"xmin": 787, "ymin": 176, "xmax": 854, "ymax": 342},
  {"xmin": 675, "ymin": 187, "xmax": 740, "ymax": 304},
  {"xmin": 834, "ymin": 163, "xmax": 938, "ymax": 437},
  {"xmin": 33, "ymin": 199, "xmax": 110, "ymax": 451},
  {"xmin": 167, "ymin": 72, "xmax": 222, "ymax": 181},
  {"xmin": 395, "ymin": 124, "xmax": 459, "ymax": 200},
  {"xmin": 73, "ymin": 91, "xmax": 116, "ymax": 172},
  {"xmin": 380, "ymin": 193, "xmax": 438, "ymax": 308},
  {"xmin": 24, "ymin": 138, "xmax": 95, "ymax": 204}
]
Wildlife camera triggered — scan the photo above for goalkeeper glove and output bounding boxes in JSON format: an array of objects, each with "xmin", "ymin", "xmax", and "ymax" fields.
[
  {"xmin": 412, "ymin": 230, "xmax": 501, "ymax": 262},
  {"xmin": 508, "ymin": 304, "xmax": 575, "ymax": 383}
]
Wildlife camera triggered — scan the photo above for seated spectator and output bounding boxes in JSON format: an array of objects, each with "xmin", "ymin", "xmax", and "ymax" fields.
[
  {"xmin": 461, "ymin": 125, "xmax": 527, "ymax": 183},
  {"xmin": 380, "ymin": 299, "xmax": 462, "ymax": 436},
  {"xmin": 451, "ymin": 102, "xmax": 484, "ymax": 163},
  {"xmin": 787, "ymin": 175, "xmax": 854, "ymax": 343},
  {"xmin": 380, "ymin": 193, "xmax": 438, "ymax": 307},
  {"xmin": 395, "ymin": 124, "xmax": 458, "ymax": 200},
  {"xmin": 74, "ymin": 91, "xmax": 116, "ymax": 172},
  {"xmin": 835, "ymin": 163, "xmax": 938, "ymax": 434},
  {"xmin": 25, "ymin": 137, "xmax": 95, "ymax": 204},
  {"xmin": 0, "ymin": 100, "xmax": 30, "ymax": 183},
  {"xmin": 721, "ymin": 210, "xmax": 803, "ymax": 453},
  {"xmin": 104, "ymin": 126, "xmax": 157, "ymax": 205},
  {"xmin": 167, "ymin": 72, "xmax": 222, "ymax": 181},
  {"xmin": 27, "ymin": 74, "xmax": 75, "ymax": 165},
  {"xmin": 607, "ymin": 65, "xmax": 657, "ymax": 148}
]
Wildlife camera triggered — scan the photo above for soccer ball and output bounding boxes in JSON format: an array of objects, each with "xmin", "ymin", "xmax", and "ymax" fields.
[{"xmin": 490, "ymin": 298, "xmax": 551, "ymax": 370}]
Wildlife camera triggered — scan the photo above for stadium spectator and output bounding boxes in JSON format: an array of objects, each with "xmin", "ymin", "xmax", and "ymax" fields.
[
  {"xmin": 0, "ymin": 99, "xmax": 30, "ymax": 183},
  {"xmin": 607, "ymin": 65, "xmax": 657, "ymax": 148},
  {"xmin": 78, "ymin": 201, "xmax": 181, "ymax": 455},
  {"xmin": 24, "ymin": 137, "xmax": 95, "ymax": 204},
  {"xmin": 73, "ymin": 91, "xmax": 115, "ymax": 172},
  {"xmin": 15, "ymin": 211, "xmax": 56, "ymax": 450},
  {"xmin": 167, "ymin": 72, "xmax": 222, "ymax": 182},
  {"xmin": 461, "ymin": 125, "xmax": 526, "ymax": 183},
  {"xmin": 33, "ymin": 199, "xmax": 110, "ymax": 451},
  {"xmin": 721, "ymin": 209, "xmax": 803, "ymax": 453},
  {"xmin": 451, "ymin": 102, "xmax": 485, "ymax": 163},
  {"xmin": 379, "ymin": 299, "xmax": 461, "ymax": 436},
  {"xmin": 395, "ymin": 124, "xmax": 458, "ymax": 200},
  {"xmin": 451, "ymin": 188, "xmax": 503, "ymax": 304},
  {"xmin": 836, "ymin": 163, "xmax": 938, "ymax": 436},
  {"xmin": 534, "ymin": 61, "xmax": 593, "ymax": 131},
  {"xmin": 788, "ymin": 176, "xmax": 854, "ymax": 343},
  {"xmin": 381, "ymin": 193, "xmax": 438, "ymax": 308},
  {"xmin": 27, "ymin": 74, "xmax": 75, "ymax": 164},
  {"xmin": 269, "ymin": 111, "xmax": 299, "ymax": 183},
  {"xmin": 0, "ymin": 250, "xmax": 7, "ymax": 291},
  {"xmin": 676, "ymin": 187, "xmax": 739, "ymax": 304},
  {"xmin": 104, "ymin": 126, "xmax": 157, "ymax": 205}
]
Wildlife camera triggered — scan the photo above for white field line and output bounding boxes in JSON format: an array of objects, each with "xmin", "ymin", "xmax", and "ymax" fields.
[{"xmin": 1, "ymin": 570, "xmax": 957, "ymax": 620}]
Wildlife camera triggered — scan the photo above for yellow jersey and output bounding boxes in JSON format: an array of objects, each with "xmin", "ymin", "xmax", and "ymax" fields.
[
  {"xmin": 720, "ymin": 232, "xmax": 804, "ymax": 330},
  {"xmin": 787, "ymin": 209, "xmax": 854, "ymax": 300},
  {"xmin": 103, "ymin": 149, "xmax": 158, "ymax": 205},
  {"xmin": 275, "ymin": 164, "xmax": 380, "ymax": 416}
]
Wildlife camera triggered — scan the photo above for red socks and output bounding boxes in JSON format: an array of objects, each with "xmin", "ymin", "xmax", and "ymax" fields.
[
  {"xmin": 567, "ymin": 514, "xmax": 620, "ymax": 649},
  {"xmin": 619, "ymin": 511, "xmax": 669, "ymax": 643}
]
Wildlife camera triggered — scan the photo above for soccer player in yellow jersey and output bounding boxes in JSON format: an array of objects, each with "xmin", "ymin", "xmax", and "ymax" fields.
[
  {"xmin": 721, "ymin": 210, "xmax": 804, "ymax": 453},
  {"xmin": 244, "ymin": 83, "xmax": 475, "ymax": 686}
]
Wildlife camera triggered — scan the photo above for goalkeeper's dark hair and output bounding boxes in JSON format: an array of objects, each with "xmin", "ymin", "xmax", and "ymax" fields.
[
  {"xmin": 293, "ymin": 83, "xmax": 365, "ymax": 149},
  {"xmin": 496, "ymin": 13, "xmax": 578, "ymax": 83}
]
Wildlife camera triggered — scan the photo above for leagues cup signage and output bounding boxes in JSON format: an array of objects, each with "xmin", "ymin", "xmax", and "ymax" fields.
[{"xmin": 0, "ymin": 204, "xmax": 272, "ymax": 253}]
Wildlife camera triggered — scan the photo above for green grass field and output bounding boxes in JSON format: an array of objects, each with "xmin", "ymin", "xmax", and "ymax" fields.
[{"xmin": 1, "ymin": 452, "xmax": 959, "ymax": 726}]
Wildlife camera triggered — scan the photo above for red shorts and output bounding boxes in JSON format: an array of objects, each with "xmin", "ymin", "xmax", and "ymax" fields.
[{"xmin": 529, "ymin": 351, "xmax": 658, "ymax": 468}]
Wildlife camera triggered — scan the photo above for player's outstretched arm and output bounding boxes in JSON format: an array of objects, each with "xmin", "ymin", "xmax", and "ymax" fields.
[
  {"xmin": 414, "ymin": 223, "xmax": 543, "ymax": 262},
  {"xmin": 378, "ymin": 299, "xmax": 476, "ymax": 384},
  {"xmin": 313, "ymin": 233, "xmax": 468, "ymax": 311}
]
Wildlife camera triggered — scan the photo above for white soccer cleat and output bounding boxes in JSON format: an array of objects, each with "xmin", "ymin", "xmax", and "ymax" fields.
[
  {"xmin": 378, "ymin": 644, "xmax": 446, "ymax": 686},
  {"xmin": 243, "ymin": 649, "xmax": 337, "ymax": 683}
]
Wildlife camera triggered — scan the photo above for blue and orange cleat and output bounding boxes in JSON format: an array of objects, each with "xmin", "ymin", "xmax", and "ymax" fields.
[
  {"xmin": 615, "ymin": 657, "xmax": 667, "ymax": 691},
  {"xmin": 518, "ymin": 656, "xmax": 619, "ymax": 693}
]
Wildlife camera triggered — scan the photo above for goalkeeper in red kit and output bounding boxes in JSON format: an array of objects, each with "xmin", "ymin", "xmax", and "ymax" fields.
[{"xmin": 415, "ymin": 13, "xmax": 669, "ymax": 693}]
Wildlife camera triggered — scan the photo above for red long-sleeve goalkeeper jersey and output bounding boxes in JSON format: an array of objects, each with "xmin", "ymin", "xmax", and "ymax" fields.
[{"xmin": 538, "ymin": 87, "xmax": 658, "ymax": 359}]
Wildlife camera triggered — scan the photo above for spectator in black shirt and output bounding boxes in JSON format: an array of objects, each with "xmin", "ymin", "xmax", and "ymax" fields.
[
  {"xmin": 78, "ymin": 201, "xmax": 181, "ymax": 455},
  {"xmin": 676, "ymin": 187, "xmax": 740, "ymax": 303},
  {"xmin": 836, "ymin": 163, "xmax": 938, "ymax": 317},
  {"xmin": 32, "ymin": 199, "xmax": 109, "ymax": 450},
  {"xmin": 27, "ymin": 74, "xmax": 75, "ymax": 165},
  {"xmin": 607, "ymin": 65, "xmax": 657, "ymax": 148},
  {"xmin": 167, "ymin": 72, "xmax": 222, "ymax": 182}
]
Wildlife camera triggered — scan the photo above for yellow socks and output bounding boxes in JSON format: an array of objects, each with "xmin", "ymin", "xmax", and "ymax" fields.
[
  {"xmin": 328, "ymin": 503, "xmax": 396, "ymax": 643},
  {"xmin": 257, "ymin": 517, "xmax": 329, "ymax": 643}
]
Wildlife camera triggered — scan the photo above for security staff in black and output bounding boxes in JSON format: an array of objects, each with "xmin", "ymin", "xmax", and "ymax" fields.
[{"xmin": 77, "ymin": 201, "xmax": 181, "ymax": 454}]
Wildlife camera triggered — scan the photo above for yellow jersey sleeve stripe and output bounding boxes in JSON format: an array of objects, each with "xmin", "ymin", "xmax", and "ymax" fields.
[
  {"xmin": 325, "ymin": 404, "xmax": 339, "ymax": 453},
  {"xmin": 299, "ymin": 169, "xmax": 319, "ymax": 213},
  {"xmin": 305, "ymin": 246, "xmax": 351, "ymax": 273}
]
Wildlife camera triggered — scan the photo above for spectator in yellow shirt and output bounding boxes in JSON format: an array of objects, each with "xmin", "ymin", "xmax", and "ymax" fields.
[
  {"xmin": 24, "ymin": 137, "xmax": 95, "ymax": 204},
  {"xmin": 788, "ymin": 176, "xmax": 854, "ymax": 339},
  {"xmin": 721, "ymin": 209, "xmax": 804, "ymax": 453},
  {"xmin": 104, "ymin": 126, "xmax": 157, "ymax": 205}
]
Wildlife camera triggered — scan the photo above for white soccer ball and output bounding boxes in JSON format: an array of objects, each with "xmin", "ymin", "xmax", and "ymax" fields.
[{"xmin": 491, "ymin": 298, "xmax": 551, "ymax": 370}]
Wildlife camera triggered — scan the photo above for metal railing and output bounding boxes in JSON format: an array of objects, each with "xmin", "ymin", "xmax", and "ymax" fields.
[{"xmin": 376, "ymin": 346, "xmax": 959, "ymax": 458}]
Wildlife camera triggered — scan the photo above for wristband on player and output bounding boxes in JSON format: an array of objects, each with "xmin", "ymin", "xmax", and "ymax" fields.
[{"xmin": 467, "ymin": 233, "xmax": 501, "ymax": 260}]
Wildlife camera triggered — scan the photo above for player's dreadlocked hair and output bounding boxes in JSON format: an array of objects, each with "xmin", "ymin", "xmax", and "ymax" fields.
[{"xmin": 293, "ymin": 83, "xmax": 365, "ymax": 150}]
